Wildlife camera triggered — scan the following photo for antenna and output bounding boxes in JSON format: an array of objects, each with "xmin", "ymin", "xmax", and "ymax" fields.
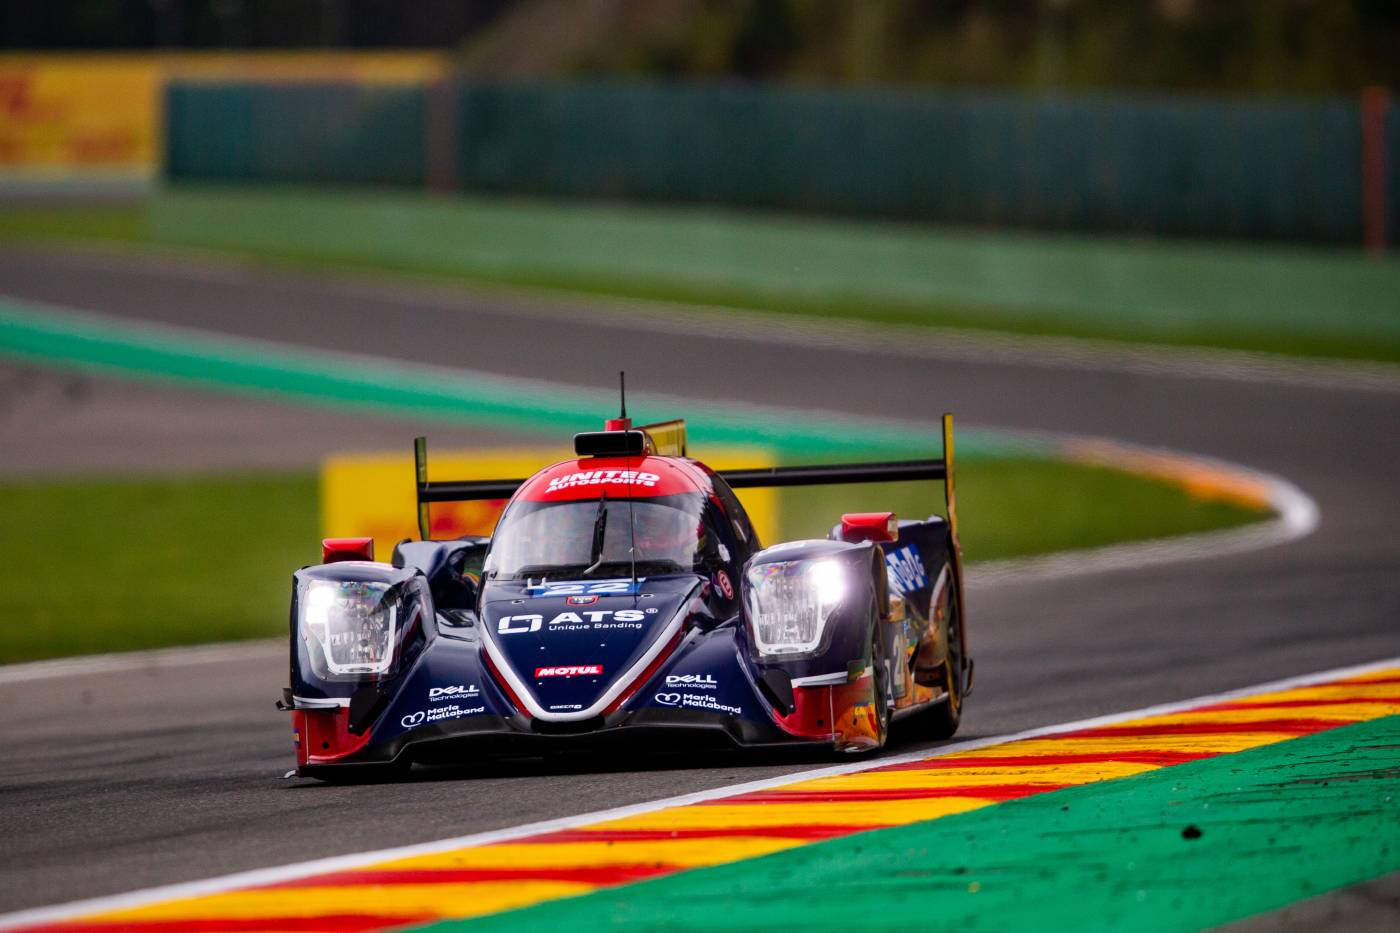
[
  {"xmin": 626, "ymin": 469, "xmax": 639, "ymax": 589},
  {"xmin": 622, "ymin": 370, "xmax": 638, "ymax": 588}
]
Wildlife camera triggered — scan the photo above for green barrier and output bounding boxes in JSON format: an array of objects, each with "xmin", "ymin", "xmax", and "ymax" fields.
[
  {"xmin": 166, "ymin": 83, "xmax": 425, "ymax": 187},
  {"xmin": 165, "ymin": 80, "xmax": 1396, "ymax": 244},
  {"xmin": 1389, "ymin": 104, "xmax": 1400, "ymax": 238},
  {"xmin": 454, "ymin": 82, "xmax": 1370, "ymax": 242}
]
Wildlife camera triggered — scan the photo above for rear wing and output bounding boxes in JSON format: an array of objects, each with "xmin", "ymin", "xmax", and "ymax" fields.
[{"xmin": 413, "ymin": 413, "xmax": 961, "ymax": 551}]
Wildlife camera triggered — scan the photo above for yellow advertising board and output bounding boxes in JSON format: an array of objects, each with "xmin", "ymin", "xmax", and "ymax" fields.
[
  {"xmin": 0, "ymin": 52, "xmax": 445, "ymax": 177},
  {"xmin": 0, "ymin": 55, "xmax": 157, "ymax": 173},
  {"xmin": 322, "ymin": 447, "xmax": 778, "ymax": 563}
]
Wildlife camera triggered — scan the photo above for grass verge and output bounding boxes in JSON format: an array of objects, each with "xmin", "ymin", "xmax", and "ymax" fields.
[
  {"xmin": 0, "ymin": 471, "xmax": 317, "ymax": 664},
  {"xmin": 0, "ymin": 458, "xmax": 1265, "ymax": 664},
  {"xmin": 1, "ymin": 187, "xmax": 1397, "ymax": 363}
]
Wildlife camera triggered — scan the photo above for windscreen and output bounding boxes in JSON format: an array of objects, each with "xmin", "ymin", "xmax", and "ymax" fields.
[{"xmin": 484, "ymin": 493, "xmax": 714, "ymax": 580}]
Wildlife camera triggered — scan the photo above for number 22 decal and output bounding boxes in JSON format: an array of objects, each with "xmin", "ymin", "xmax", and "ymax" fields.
[{"xmin": 531, "ymin": 579, "xmax": 641, "ymax": 597}]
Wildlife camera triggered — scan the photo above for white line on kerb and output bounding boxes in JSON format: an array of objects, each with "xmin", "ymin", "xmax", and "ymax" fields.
[
  {"xmin": 970, "ymin": 435, "xmax": 1320, "ymax": 586},
  {"xmin": 0, "ymin": 654, "xmax": 1395, "ymax": 932}
]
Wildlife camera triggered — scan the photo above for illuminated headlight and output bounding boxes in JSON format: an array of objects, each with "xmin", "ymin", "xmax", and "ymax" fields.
[
  {"xmin": 745, "ymin": 559, "xmax": 847, "ymax": 657},
  {"xmin": 299, "ymin": 578, "xmax": 417, "ymax": 676}
]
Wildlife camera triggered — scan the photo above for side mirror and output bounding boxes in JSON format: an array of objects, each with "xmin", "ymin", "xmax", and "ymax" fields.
[
  {"xmin": 455, "ymin": 571, "xmax": 480, "ymax": 609},
  {"xmin": 439, "ymin": 608, "xmax": 479, "ymax": 628}
]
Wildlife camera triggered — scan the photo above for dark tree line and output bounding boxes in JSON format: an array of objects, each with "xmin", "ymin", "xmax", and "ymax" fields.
[
  {"xmin": 4, "ymin": 0, "xmax": 1397, "ymax": 94},
  {"xmin": 0, "ymin": 0, "xmax": 512, "ymax": 50}
]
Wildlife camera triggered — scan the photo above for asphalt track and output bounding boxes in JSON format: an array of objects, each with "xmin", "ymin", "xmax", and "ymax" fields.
[
  {"xmin": 0, "ymin": 360, "xmax": 541, "ymax": 477},
  {"xmin": 0, "ymin": 246, "xmax": 1397, "ymax": 922}
]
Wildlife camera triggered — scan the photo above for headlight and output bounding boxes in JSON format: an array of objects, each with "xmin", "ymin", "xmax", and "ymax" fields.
[
  {"xmin": 745, "ymin": 559, "xmax": 847, "ymax": 657},
  {"xmin": 298, "ymin": 578, "xmax": 422, "ymax": 677}
]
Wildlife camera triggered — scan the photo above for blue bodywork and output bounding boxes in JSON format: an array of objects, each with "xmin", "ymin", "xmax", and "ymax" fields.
[{"xmin": 284, "ymin": 458, "xmax": 965, "ymax": 779}]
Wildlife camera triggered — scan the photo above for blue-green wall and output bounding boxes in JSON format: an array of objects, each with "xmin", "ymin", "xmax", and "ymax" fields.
[
  {"xmin": 166, "ymin": 83, "xmax": 425, "ymax": 187},
  {"xmin": 165, "ymin": 81, "xmax": 1397, "ymax": 245}
]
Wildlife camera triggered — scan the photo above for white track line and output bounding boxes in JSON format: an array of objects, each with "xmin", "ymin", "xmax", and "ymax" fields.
[
  {"xmin": 970, "ymin": 436, "xmax": 1319, "ymax": 586},
  {"xmin": 0, "ymin": 640, "xmax": 280, "ymax": 686},
  {"xmin": 1, "ymin": 653, "xmax": 1395, "ymax": 932}
]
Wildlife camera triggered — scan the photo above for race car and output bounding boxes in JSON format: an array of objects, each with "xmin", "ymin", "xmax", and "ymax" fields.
[{"xmin": 281, "ymin": 412, "xmax": 972, "ymax": 780}]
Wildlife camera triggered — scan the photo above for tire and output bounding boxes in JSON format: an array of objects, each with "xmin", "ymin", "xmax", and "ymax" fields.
[
  {"xmin": 869, "ymin": 611, "xmax": 891, "ymax": 750},
  {"xmin": 923, "ymin": 565, "xmax": 965, "ymax": 740}
]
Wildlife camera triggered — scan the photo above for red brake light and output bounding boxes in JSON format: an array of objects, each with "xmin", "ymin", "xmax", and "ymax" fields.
[{"xmin": 840, "ymin": 512, "xmax": 899, "ymax": 544}]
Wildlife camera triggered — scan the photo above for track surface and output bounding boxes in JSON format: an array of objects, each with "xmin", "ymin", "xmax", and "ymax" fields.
[
  {"xmin": 1, "ymin": 246, "xmax": 1397, "ymax": 916},
  {"xmin": 0, "ymin": 360, "xmax": 541, "ymax": 477}
]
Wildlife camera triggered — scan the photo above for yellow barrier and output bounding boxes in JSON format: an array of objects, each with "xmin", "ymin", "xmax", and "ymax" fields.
[
  {"xmin": 322, "ymin": 446, "xmax": 778, "ymax": 562},
  {"xmin": 0, "ymin": 52, "xmax": 445, "ymax": 177}
]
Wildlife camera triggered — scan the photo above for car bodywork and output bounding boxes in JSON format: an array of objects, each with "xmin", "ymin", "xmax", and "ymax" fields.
[{"xmin": 282, "ymin": 415, "xmax": 972, "ymax": 780}]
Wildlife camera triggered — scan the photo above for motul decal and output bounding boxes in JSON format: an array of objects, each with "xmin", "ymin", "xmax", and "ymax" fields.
[{"xmin": 535, "ymin": 665, "xmax": 604, "ymax": 677}]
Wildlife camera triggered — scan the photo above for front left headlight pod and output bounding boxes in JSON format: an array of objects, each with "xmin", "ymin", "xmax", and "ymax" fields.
[
  {"xmin": 745, "ymin": 559, "xmax": 847, "ymax": 657},
  {"xmin": 296, "ymin": 570, "xmax": 427, "ymax": 680}
]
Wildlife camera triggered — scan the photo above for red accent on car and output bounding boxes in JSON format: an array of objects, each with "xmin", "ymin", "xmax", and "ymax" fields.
[
  {"xmin": 298, "ymin": 707, "xmax": 374, "ymax": 765},
  {"xmin": 772, "ymin": 670, "xmax": 882, "ymax": 751},
  {"xmin": 322, "ymin": 536, "xmax": 375, "ymax": 563},
  {"xmin": 773, "ymin": 684, "xmax": 837, "ymax": 740},
  {"xmin": 515, "ymin": 456, "xmax": 709, "ymax": 502},
  {"xmin": 603, "ymin": 628, "xmax": 686, "ymax": 715},
  {"xmin": 604, "ymin": 417, "xmax": 633, "ymax": 431},
  {"xmin": 840, "ymin": 512, "xmax": 899, "ymax": 543},
  {"xmin": 482, "ymin": 651, "xmax": 531, "ymax": 719}
]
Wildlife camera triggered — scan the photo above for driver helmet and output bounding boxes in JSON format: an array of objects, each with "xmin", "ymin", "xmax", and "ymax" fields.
[{"xmin": 631, "ymin": 504, "xmax": 706, "ymax": 560}]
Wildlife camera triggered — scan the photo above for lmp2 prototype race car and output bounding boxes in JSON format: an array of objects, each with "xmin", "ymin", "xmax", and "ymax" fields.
[{"xmin": 281, "ymin": 409, "xmax": 973, "ymax": 780}]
